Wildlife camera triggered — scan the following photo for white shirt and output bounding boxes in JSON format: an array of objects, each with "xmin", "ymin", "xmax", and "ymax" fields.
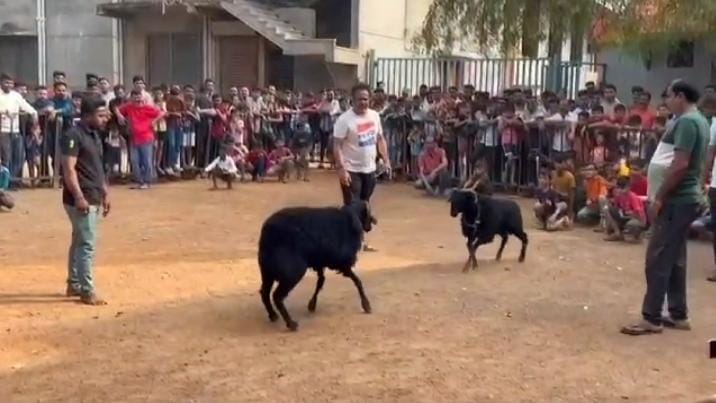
[
  {"xmin": 102, "ymin": 92, "xmax": 115, "ymax": 106},
  {"xmin": 204, "ymin": 156, "xmax": 238, "ymax": 174},
  {"xmin": 546, "ymin": 112, "xmax": 576, "ymax": 152},
  {"xmin": 709, "ymin": 117, "xmax": 716, "ymax": 188},
  {"xmin": 0, "ymin": 90, "xmax": 37, "ymax": 133},
  {"xmin": 333, "ymin": 108, "xmax": 382, "ymax": 174}
]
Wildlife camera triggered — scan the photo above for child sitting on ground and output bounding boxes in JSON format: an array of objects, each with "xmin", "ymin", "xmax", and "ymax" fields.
[
  {"xmin": 534, "ymin": 171, "xmax": 571, "ymax": 231},
  {"xmin": 204, "ymin": 146, "xmax": 238, "ymax": 190},
  {"xmin": 604, "ymin": 176, "xmax": 647, "ymax": 242},
  {"xmin": 246, "ymin": 145, "xmax": 268, "ymax": 182},
  {"xmin": 267, "ymin": 139, "xmax": 295, "ymax": 183},
  {"xmin": 577, "ymin": 164, "xmax": 609, "ymax": 228}
]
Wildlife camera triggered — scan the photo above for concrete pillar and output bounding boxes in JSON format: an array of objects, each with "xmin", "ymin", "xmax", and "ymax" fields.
[{"xmin": 258, "ymin": 38, "xmax": 266, "ymax": 87}]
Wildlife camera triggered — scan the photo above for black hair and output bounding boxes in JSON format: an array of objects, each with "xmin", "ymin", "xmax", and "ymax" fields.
[
  {"xmin": 113, "ymin": 84, "xmax": 125, "ymax": 92},
  {"xmin": 130, "ymin": 89, "xmax": 142, "ymax": 97},
  {"xmin": 670, "ymin": 80, "xmax": 700, "ymax": 103},
  {"xmin": 640, "ymin": 90, "xmax": 652, "ymax": 101},
  {"xmin": 578, "ymin": 110, "xmax": 590, "ymax": 119},
  {"xmin": 86, "ymin": 73, "xmax": 99, "ymax": 81},
  {"xmin": 53, "ymin": 81, "xmax": 67, "ymax": 90},
  {"xmin": 98, "ymin": 76, "xmax": 109, "ymax": 83},
  {"xmin": 52, "ymin": 70, "xmax": 66, "ymax": 78},
  {"xmin": 631, "ymin": 85, "xmax": 644, "ymax": 94},
  {"xmin": 706, "ymin": 84, "xmax": 716, "ymax": 92},
  {"xmin": 80, "ymin": 96, "xmax": 107, "ymax": 117},
  {"xmin": 132, "ymin": 75, "xmax": 145, "ymax": 84},
  {"xmin": 592, "ymin": 104, "xmax": 604, "ymax": 113},
  {"xmin": 204, "ymin": 78, "xmax": 215, "ymax": 84},
  {"xmin": 212, "ymin": 94, "xmax": 223, "ymax": 101},
  {"xmin": 585, "ymin": 81, "xmax": 595, "ymax": 87},
  {"xmin": 71, "ymin": 91, "xmax": 84, "ymax": 99},
  {"xmin": 614, "ymin": 104, "xmax": 627, "ymax": 112},
  {"xmin": 35, "ymin": 85, "xmax": 47, "ymax": 91},
  {"xmin": 0, "ymin": 73, "xmax": 13, "ymax": 81},
  {"xmin": 351, "ymin": 82, "xmax": 371, "ymax": 97},
  {"xmin": 604, "ymin": 83, "xmax": 617, "ymax": 92},
  {"xmin": 577, "ymin": 89, "xmax": 588, "ymax": 97},
  {"xmin": 616, "ymin": 176, "xmax": 630, "ymax": 189}
]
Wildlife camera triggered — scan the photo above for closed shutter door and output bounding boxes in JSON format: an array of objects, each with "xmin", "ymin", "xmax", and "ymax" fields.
[
  {"xmin": 219, "ymin": 36, "xmax": 258, "ymax": 93},
  {"xmin": 148, "ymin": 34, "xmax": 201, "ymax": 86},
  {"xmin": 148, "ymin": 34, "xmax": 172, "ymax": 86},
  {"xmin": 0, "ymin": 36, "xmax": 38, "ymax": 85},
  {"xmin": 172, "ymin": 34, "xmax": 201, "ymax": 86}
]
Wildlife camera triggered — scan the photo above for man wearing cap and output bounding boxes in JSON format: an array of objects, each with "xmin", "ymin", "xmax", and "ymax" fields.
[{"xmin": 416, "ymin": 135, "xmax": 450, "ymax": 196}]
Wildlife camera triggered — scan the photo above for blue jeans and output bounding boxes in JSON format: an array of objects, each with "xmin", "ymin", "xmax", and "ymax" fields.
[
  {"xmin": 130, "ymin": 143, "xmax": 154, "ymax": 185},
  {"xmin": 10, "ymin": 133, "xmax": 25, "ymax": 180},
  {"xmin": 165, "ymin": 124, "xmax": 183, "ymax": 168},
  {"xmin": 0, "ymin": 165, "xmax": 9, "ymax": 190},
  {"xmin": 65, "ymin": 204, "xmax": 101, "ymax": 295}
]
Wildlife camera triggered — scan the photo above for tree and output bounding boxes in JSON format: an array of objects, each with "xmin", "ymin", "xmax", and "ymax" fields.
[{"xmin": 417, "ymin": 0, "xmax": 716, "ymax": 59}]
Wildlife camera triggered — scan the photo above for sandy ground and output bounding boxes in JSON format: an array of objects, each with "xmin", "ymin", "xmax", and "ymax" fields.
[{"xmin": 0, "ymin": 171, "xmax": 715, "ymax": 402}]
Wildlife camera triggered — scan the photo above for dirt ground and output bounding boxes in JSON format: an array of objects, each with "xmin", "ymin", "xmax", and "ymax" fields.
[{"xmin": 1, "ymin": 172, "xmax": 715, "ymax": 402}]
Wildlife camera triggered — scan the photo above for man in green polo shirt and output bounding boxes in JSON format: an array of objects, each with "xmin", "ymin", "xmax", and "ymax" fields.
[{"xmin": 622, "ymin": 80, "xmax": 709, "ymax": 336}]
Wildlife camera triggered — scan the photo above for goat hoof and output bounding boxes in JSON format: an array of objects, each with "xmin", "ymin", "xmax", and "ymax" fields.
[
  {"xmin": 496, "ymin": 255, "xmax": 502, "ymax": 261},
  {"xmin": 307, "ymin": 299, "xmax": 317, "ymax": 313},
  {"xmin": 286, "ymin": 321, "xmax": 299, "ymax": 331},
  {"xmin": 518, "ymin": 256, "xmax": 526, "ymax": 263},
  {"xmin": 268, "ymin": 313, "xmax": 279, "ymax": 322},
  {"xmin": 362, "ymin": 300, "xmax": 372, "ymax": 314}
]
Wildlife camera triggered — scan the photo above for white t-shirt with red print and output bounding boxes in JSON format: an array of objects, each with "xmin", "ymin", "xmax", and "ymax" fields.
[{"xmin": 333, "ymin": 108, "xmax": 382, "ymax": 174}]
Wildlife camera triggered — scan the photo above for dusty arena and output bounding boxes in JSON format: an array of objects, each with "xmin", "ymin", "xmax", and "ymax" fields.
[{"xmin": 1, "ymin": 172, "xmax": 714, "ymax": 402}]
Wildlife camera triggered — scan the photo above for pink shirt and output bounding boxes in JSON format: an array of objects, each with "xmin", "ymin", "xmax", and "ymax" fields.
[{"xmin": 614, "ymin": 191, "xmax": 646, "ymax": 223}]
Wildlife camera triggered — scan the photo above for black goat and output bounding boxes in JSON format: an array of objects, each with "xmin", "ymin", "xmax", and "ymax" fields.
[
  {"xmin": 449, "ymin": 189, "xmax": 528, "ymax": 272},
  {"xmin": 258, "ymin": 201, "xmax": 376, "ymax": 331}
]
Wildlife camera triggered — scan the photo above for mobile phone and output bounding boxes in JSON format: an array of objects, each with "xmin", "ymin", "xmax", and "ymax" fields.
[{"xmin": 710, "ymin": 339, "xmax": 716, "ymax": 359}]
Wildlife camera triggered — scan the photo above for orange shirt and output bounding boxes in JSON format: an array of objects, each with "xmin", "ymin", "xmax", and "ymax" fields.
[{"xmin": 584, "ymin": 175, "xmax": 609, "ymax": 201}]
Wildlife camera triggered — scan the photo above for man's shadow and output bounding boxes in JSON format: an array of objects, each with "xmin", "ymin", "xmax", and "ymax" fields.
[{"xmin": 0, "ymin": 293, "xmax": 75, "ymax": 305}]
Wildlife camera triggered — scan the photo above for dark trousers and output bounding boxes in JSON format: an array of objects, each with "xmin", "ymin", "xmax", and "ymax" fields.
[
  {"xmin": 0, "ymin": 132, "xmax": 11, "ymax": 169},
  {"xmin": 709, "ymin": 188, "xmax": 716, "ymax": 264},
  {"xmin": 641, "ymin": 202, "xmax": 701, "ymax": 324},
  {"xmin": 341, "ymin": 171, "xmax": 376, "ymax": 205}
]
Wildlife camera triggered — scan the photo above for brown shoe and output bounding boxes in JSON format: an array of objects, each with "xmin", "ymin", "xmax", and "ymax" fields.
[
  {"xmin": 620, "ymin": 319, "xmax": 663, "ymax": 336},
  {"xmin": 80, "ymin": 293, "xmax": 107, "ymax": 306},
  {"xmin": 65, "ymin": 284, "xmax": 81, "ymax": 297}
]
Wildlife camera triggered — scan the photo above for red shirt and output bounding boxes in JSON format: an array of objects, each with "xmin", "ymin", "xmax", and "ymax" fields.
[
  {"xmin": 246, "ymin": 149, "xmax": 267, "ymax": 166},
  {"xmin": 119, "ymin": 103, "xmax": 161, "ymax": 146},
  {"xmin": 211, "ymin": 105, "xmax": 230, "ymax": 140},
  {"xmin": 419, "ymin": 147, "xmax": 446, "ymax": 175},
  {"xmin": 630, "ymin": 173, "xmax": 647, "ymax": 196},
  {"xmin": 615, "ymin": 190, "xmax": 646, "ymax": 223},
  {"xmin": 628, "ymin": 107, "xmax": 656, "ymax": 129}
]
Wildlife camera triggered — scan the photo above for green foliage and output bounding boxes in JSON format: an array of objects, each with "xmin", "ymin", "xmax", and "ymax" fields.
[{"xmin": 417, "ymin": 0, "xmax": 716, "ymax": 57}]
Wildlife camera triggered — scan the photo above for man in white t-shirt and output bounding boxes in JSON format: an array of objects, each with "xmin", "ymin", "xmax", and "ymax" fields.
[
  {"xmin": 702, "ymin": 93, "xmax": 716, "ymax": 282},
  {"xmin": 333, "ymin": 83, "xmax": 390, "ymax": 251}
]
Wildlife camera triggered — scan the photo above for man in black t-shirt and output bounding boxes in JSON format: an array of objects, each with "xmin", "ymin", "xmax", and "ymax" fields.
[{"xmin": 61, "ymin": 96, "xmax": 111, "ymax": 305}]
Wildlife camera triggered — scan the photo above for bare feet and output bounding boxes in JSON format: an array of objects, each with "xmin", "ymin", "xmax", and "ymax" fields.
[{"xmin": 80, "ymin": 293, "xmax": 107, "ymax": 306}]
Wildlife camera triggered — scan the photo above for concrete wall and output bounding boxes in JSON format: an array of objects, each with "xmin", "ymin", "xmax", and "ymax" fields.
[
  {"xmin": 45, "ymin": 0, "xmax": 116, "ymax": 85},
  {"xmin": 276, "ymin": 7, "xmax": 315, "ymax": 38},
  {"xmin": 597, "ymin": 41, "xmax": 715, "ymax": 101}
]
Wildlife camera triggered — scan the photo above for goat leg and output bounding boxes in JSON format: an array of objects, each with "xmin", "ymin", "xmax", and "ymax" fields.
[
  {"xmin": 307, "ymin": 267, "xmax": 326, "ymax": 313},
  {"xmin": 464, "ymin": 239, "xmax": 479, "ymax": 272},
  {"xmin": 346, "ymin": 270, "xmax": 371, "ymax": 313},
  {"xmin": 496, "ymin": 234, "xmax": 508, "ymax": 261},
  {"xmin": 273, "ymin": 281, "xmax": 300, "ymax": 331},
  {"xmin": 260, "ymin": 280, "xmax": 278, "ymax": 322}
]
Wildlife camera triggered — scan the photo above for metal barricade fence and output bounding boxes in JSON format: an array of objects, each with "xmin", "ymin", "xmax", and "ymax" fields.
[
  {"xmin": 372, "ymin": 57, "xmax": 607, "ymax": 96},
  {"xmin": 384, "ymin": 120, "xmax": 656, "ymax": 192}
]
